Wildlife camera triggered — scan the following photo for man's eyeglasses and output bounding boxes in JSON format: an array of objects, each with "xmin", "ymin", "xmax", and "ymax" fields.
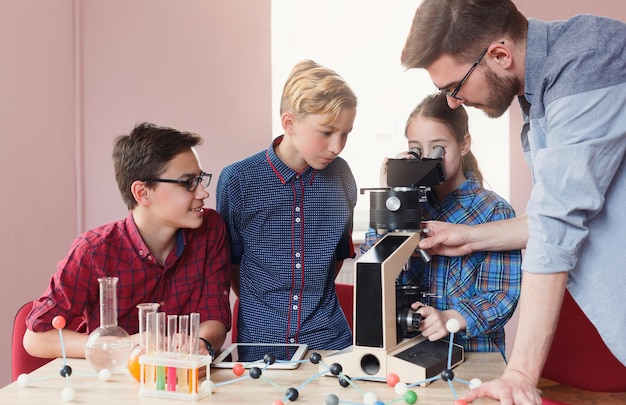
[
  {"xmin": 440, "ymin": 47, "xmax": 488, "ymax": 100},
  {"xmin": 145, "ymin": 171, "xmax": 212, "ymax": 192}
]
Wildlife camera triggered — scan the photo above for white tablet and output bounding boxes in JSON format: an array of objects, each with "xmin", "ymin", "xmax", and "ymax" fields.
[{"xmin": 212, "ymin": 343, "xmax": 308, "ymax": 370}]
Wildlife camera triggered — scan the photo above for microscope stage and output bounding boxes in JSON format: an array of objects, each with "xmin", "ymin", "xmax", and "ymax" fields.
[{"xmin": 392, "ymin": 339, "xmax": 463, "ymax": 379}]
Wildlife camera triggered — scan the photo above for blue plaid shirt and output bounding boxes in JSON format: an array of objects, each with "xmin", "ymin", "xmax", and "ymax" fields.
[
  {"xmin": 216, "ymin": 136, "xmax": 356, "ymax": 350},
  {"xmin": 361, "ymin": 173, "xmax": 521, "ymax": 356}
]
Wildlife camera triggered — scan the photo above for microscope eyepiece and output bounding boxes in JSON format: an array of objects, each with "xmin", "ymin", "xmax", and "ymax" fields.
[
  {"xmin": 427, "ymin": 145, "xmax": 445, "ymax": 160},
  {"xmin": 407, "ymin": 147, "xmax": 422, "ymax": 160}
]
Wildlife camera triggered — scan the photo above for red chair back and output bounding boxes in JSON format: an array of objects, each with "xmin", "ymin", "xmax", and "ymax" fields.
[
  {"xmin": 231, "ymin": 298, "xmax": 239, "ymax": 343},
  {"xmin": 12, "ymin": 301, "xmax": 84, "ymax": 381},
  {"xmin": 12, "ymin": 302, "xmax": 52, "ymax": 380},
  {"xmin": 336, "ymin": 283, "xmax": 354, "ymax": 331},
  {"xmin": 541, "ymin": 290, "xmax": 626, "ymax": 392}
]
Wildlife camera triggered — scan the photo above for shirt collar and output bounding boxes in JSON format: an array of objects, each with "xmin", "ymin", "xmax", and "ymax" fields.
[
  {"xmin": 266, "ymin": 135, "xmax": 316, "ymax": 185},
  {"xmin": 174, "ymin": 228, "xmax": 186, "ymax": 257},
  {"xmin": 524, "ymin": 18, "xmax": 548, "ymax": 106},
  {"xmin": 125, "ymin": 213, "xmax": 150, "ymax": 260},
  {"xmin": 431, "ymin": 172, "xmax": 480, "ymax": 210},
  {"xmin": 126, "ymin": 213, "xmax": 186, "ymax": 261}
]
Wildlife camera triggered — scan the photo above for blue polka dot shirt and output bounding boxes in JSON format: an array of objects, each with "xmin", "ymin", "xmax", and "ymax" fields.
[{"xmin": 216, "ymin": 136, "xmax": 356, "ymax": 350}]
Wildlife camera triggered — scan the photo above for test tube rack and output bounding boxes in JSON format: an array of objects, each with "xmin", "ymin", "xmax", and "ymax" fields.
[{"xmin": 138, "ymin": 353, "xmax": 212, "ymax": 401}]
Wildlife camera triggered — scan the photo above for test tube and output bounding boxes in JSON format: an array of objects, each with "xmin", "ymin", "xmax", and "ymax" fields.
[
  {"xmin": 177, "ymin": 315, "xmax": 189, "ymax": 393},
  {"xmin": 156, "ymin": 312, "xmax": 166, "ymax": 390},
  {"xmin": 134, "ymin": 303, "xmax": 159, "ymax": 383},
  {"xmin": 189, "ymin": 313, "xmax": 200, "ymax": 356},
  {"xmin": 167, "ymin": 315, "xmax": 178, "ymax": 392},
  {"xmin": 145, "ymin": 311, "xmax": 156, "ymax": 389},
  {"xmin": 189, "ymin": 313, "xmax": 200, "ymax": 393},
  {"xmin": 137, "ymin": 303, "xmax": 160, "ymax": 350},
  {"xmin": 178, "ymin": 314, "xmax": 189, "ymax": 354}
]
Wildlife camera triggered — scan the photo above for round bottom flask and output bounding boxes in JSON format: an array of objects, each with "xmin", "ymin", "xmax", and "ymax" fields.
[{"xmin": 85, "ymin": 277, "xmax": 133, "ymax": 373}]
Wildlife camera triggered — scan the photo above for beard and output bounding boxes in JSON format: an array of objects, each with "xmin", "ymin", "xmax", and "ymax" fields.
[{"xmin": 478, "ymin": 67, "xmax": 521, "ymax": 118}]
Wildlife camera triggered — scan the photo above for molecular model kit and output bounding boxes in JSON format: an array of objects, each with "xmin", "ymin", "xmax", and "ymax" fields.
[{"xmin": 15, "ymin": 315, "xmax": 482, "ymax": 404}]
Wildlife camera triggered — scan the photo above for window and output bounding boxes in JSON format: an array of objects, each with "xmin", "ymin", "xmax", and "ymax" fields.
[{"xmin": 271, "ymin": 0, "xmax": 510, "ymax": 236}]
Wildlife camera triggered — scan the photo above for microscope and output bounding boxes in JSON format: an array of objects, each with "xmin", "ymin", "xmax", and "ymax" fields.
[{"xmin": 323, "ymin": 147, "xmax": 463, "ymax": 384}]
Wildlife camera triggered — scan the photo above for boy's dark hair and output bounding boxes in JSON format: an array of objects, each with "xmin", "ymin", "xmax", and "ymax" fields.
[{"xmin": 113, "ymin": 122, "xmax": 203, "ymax": 209}]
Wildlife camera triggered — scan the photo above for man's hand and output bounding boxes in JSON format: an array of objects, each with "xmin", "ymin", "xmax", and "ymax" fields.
[
  {"xmin": 462, "ymin": 369, "xmax": 542, "ymax": 405},
  {"xmin": 418, "ymin": 221, "xmax": 474, "ymax": 256},
  {"xmin": 420, "ymin": 216, "xmax": 527, "ymax": 255}
]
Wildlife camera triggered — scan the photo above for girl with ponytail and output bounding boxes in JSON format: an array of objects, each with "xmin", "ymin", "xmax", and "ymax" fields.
[{"xmin": 362, "ymin": 93, "xmax": 521, "ymax": 357}]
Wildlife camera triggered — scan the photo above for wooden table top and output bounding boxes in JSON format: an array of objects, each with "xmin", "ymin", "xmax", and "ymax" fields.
[
  {"xmin": 538, "ymin": 377, "xmax": 626, "ymax": 405},
  {"xmin": 0, "ymin": 351, "xmax": 505, "ymax": 404}
]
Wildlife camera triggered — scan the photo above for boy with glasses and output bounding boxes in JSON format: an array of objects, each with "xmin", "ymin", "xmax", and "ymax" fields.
[{"xmin": 24, "ymin": 122, "xmax": 230, "ymax": 359}]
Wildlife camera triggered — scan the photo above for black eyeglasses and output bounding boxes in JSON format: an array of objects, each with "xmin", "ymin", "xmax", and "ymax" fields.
[
  {"xmin": 144, "ymin": 171, "xmax": 212, "ymax": 192},
  {"xmin": 440, "ymin": 47, "xmax": 488, "ymax": 100}
]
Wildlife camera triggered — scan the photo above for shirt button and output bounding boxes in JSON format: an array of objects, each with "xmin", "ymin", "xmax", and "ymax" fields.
[
  {"xmin": 147, "ymin": 255, "xmax": 153, "ymax": 261},
  {"xmin": 289, "ymin": 338, "xmax": 295, "ymax": 343},
  {"xmin": 295, "ymin": 207, "xmax": 301, "ymax": 212},
  {"xmin": 292, "ymin": 305, "xmax": 298, "ymax": 310},
  {"xmin": 295, "ymin": 263, "xmax": 301, "ymax": 269},
  {"xmin": 295, "ymin": 252, "xmax": 301, "ymax": 258},
  {"xmin": 138, "ymin": 249, "xmax": 144, "ymax": 256},
  {"xmin": 293, "ymin": 295, "xmax": 299, "ymax": 301},
  {"xmin": 295, "ymin": 218, "xmax": 301, "ymax": 223}
]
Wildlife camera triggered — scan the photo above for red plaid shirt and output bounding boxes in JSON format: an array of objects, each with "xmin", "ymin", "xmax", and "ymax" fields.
[{"xmin": 27, "ymin": 209, "xmax": 231, "ymax": 334}]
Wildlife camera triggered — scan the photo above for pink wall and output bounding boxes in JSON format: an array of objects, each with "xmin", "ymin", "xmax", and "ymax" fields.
[
  {"xmin": 79, "ymin": 1, "xmax": 272, "ymax": 229},
  {"xmin": 0, "ymin": 0, "xmax": 78, "ymax": 385},
  {"xmin": 0, "ymin": 0, "xmax": 623, "ymax": 388}
]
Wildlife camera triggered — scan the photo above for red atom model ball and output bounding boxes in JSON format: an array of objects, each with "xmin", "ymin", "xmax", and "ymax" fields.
[
  {"xmin": 52, "ymin": 316, "xmax": 66, "ymax": 330},
  {"xmin": 386, "ymin": 373, "xmax": 400, "ymax": 387},
  {"xmin": 232, "ymin": 363, "xmax": 245, "ymax": 376}
]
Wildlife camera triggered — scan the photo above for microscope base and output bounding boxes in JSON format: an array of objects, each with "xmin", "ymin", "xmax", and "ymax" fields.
[{"xmin": 322, "ymin": 336, "xmax": 463, "ymax": 385}]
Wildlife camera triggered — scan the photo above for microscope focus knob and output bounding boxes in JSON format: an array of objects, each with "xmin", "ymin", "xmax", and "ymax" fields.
[{"xmin": 385, "ymin": 196, "xmax": 401, "ymax": 211}]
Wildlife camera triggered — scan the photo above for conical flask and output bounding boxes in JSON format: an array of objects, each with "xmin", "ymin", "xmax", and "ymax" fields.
[{"xmin": 85, "ymin": 277, "xmax": 133, "ymax": 372}]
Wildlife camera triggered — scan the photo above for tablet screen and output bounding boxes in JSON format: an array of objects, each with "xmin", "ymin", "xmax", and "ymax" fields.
[{"xmin": 212, "ymin": 343, "xmax": 308, "ymax": 369}]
